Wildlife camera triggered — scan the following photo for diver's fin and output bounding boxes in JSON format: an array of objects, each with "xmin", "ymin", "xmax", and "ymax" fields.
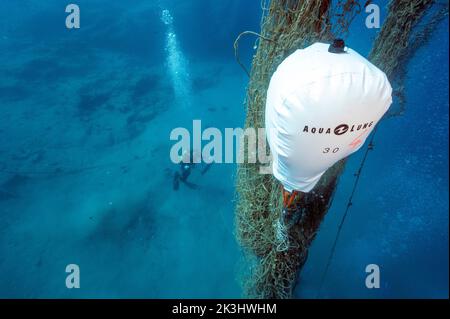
[
  {"xmin": 182, "ymin": 180, "xmax": 199, "ymax": 190},
  {"xmin": 173, "ymin": 172, "xmax": 180, "ymax": 191},
  {"xmin": 201, "ymin": 163, "xmax": 212, "ymax": 176}
]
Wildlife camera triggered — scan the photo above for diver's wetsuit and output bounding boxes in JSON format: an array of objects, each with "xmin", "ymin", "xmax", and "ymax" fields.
[
  {"xmin": 174, "ymin": 162, "xmax": 193, "ymax": 190},
  {"xmin": 173, "ymin": 155, "xmax": 212, "ymax": 191}
]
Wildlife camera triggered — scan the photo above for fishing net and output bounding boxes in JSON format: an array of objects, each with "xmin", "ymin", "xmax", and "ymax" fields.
[
  {"xmin": 370, "ymin": 0, "xmax": 448, "ymax": 117},
  {"xmin": 235, "ymin": 0, "xmax": 447, "ymax": 299}
]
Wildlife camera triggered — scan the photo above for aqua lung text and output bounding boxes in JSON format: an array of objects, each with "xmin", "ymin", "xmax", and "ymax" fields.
[{"xmin": 302, "ymin": 121, "xmax": 374, "ymax": 136}]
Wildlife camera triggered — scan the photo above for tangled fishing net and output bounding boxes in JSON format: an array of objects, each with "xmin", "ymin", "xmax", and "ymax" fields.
[{"xmin": 235, "ymin": 0, "xmax": 448, "ymax": 299}]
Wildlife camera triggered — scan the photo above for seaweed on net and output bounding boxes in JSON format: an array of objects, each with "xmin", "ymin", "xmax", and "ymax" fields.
[
  {"xmin": 235, "ymin": 0, "xmax": 446, "ymax": 299},
  {"xmin": 235, "ymin": 0, "xmax": 356, "ymax": 299},
  {"xmin": 370, "ymin": 0, "xmax": 449, "ymax": 117}
]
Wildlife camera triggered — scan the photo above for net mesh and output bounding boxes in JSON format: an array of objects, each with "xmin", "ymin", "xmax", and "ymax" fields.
[{"xmin": 235, "ymin": 0, "xmax": 447, "ymax": 299}]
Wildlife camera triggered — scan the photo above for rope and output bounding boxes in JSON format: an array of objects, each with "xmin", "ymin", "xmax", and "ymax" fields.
[
  {"xmin": 314, "ymin": 0, "xmax": 448, "ymax": 298},
  {"xmin": 316, "ymin": 125, "xmax": 379, "ymax": 297},
  {"xmin": 313, "ymin": 2, "xmax": 443, "ymax": 287},
  {"xmin": 233, "ymin": 31, "xmax": 275, "ymax": 77},
  {"xmin": 275, "ymin": 216, "xmax": 290, "ymax": 252}
]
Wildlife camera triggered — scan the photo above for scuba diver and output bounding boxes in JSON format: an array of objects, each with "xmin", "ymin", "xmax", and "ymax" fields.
[{"xmin": 173, "ymin": 149, "xmax": 212, "ymax": 191}]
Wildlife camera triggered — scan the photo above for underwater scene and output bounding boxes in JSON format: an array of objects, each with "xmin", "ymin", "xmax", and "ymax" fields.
[{"xmin": 0, "ymin": 0, "xmax": 448, "ymax": 299}]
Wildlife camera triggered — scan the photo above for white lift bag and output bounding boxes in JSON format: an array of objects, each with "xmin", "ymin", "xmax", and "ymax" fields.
[{"xmin": 266, "ymin": 42, "xmax": 393, "ymax": 193}]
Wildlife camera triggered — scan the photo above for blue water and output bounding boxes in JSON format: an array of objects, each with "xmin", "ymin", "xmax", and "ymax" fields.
[{"xmin": 0, "ymin": 1, "xmax": 448, "ymax": 298}]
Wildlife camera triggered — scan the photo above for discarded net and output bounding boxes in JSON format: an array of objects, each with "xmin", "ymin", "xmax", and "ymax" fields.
[{"xmin": 235, "ymin": 0, "xmax": 447, "ymax": 299}]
